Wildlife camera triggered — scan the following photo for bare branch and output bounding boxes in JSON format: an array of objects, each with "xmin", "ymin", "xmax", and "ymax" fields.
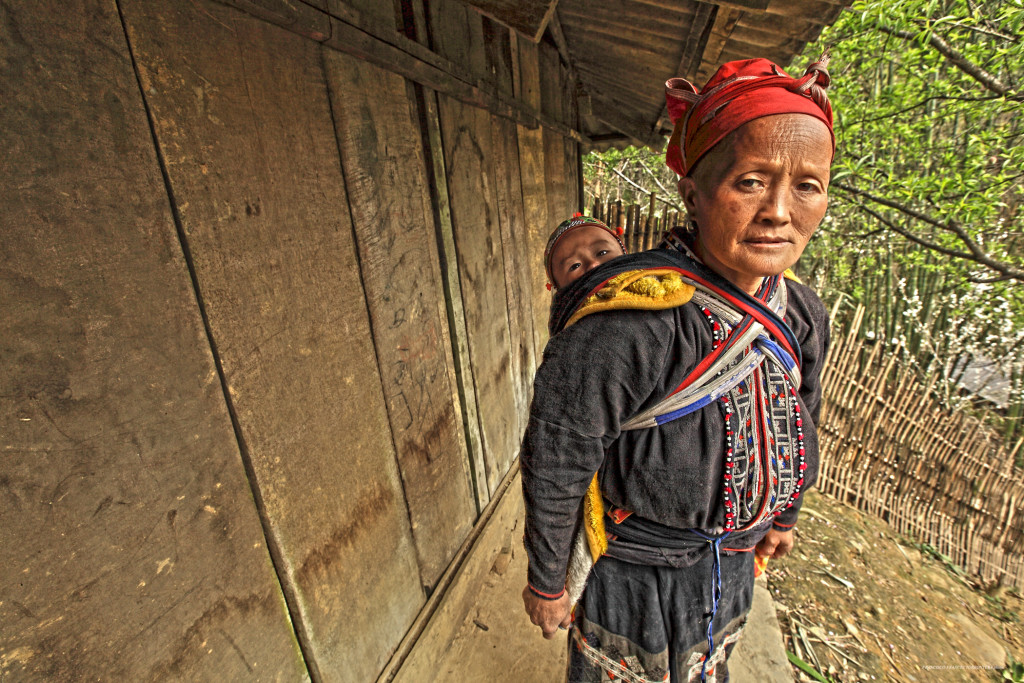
[
  {"xmin": 855, "ymin": 202, "xmax": 978, "ymax": 261},
  {"xmin": 609, "ymin": 165, "xmax": 651, "ymax": 197},
  {"xmin": 634, "ymin": 159, "xmax": 685, "ymax": 212},
  {"xmin": 875, "ymin": 24, "xmax": 1015, "ymax": 97},
  {"xmin": 834, "ymin": 182, "xmax": 1024, "ymax": 281},
  {"xmin": 635, "ymin": 159, "xmax": 675, "ymax": 198},
  {"xmin": 965, "ymin": 274, "xmax": 1017, "ymax": 283},
  {"xmin": 944, "ymin": 20, "xmax": 1019, "ymax": 42},
  {"xmin": 607, "ymin": 166, "xmax": 684, "ymax": 213},
  {"xmin": 850, "ymin": 93, "xmax": 1001, "ymax": 125}
]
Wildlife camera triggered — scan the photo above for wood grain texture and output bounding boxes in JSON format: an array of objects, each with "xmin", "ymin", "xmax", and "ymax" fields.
[
  {"xmin": 489, "ymin": 61, "xmax": 538, "ymax": 428},
  {"xmin": 486, "ymin": 21, "xmax": 537, "ymax": 423},
  {"xmin": 120, "ymin": 1, "xmax": 424, "ymax": 679},
  {"xmin": 0, "ymin": 1, "xmax": 306, "ymax": 680},
  {"xmin": 324, "ymin": 48, "xmax": 476, "ymax": 589},
  {"xmin": 431, "ymin": 2, "xmax": 521, "ymax": 495},
  {"xmin": 437, "ymin": 94, "xmax": 519, "ymax": 496},
  {"xmin": 540, "ymin": 43, "xmax": 574, "ymax": 260},
  {"xmin": 513, "ymin": 38, "xmax": 554, "ymax": 355},
  {"xmin": 460, "ymin": 0, "xmax": 558, "ymax": 42}
]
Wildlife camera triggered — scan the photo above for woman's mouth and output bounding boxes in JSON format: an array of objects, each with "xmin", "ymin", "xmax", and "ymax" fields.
[{"xmin": 746, "ymin": 237, "xmax": 789, "ymax": 246}]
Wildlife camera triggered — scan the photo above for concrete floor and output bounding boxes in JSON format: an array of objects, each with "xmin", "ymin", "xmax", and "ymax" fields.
[{"xmin": 432, "ymin": 534, "xmax": 793, "ymax": 682}]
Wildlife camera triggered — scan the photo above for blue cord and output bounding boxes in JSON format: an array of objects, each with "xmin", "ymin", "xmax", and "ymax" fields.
[{"xmin": 692, "ymin": 530, "xmax": 730, "ymax": 681}]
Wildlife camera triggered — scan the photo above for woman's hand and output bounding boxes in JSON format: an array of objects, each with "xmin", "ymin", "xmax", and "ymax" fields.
[
  {"xmin": 755, "ymin": 528, "xmax": 795, "ymax": 559},
  {"xmin": 521, "ymin": 586, "xmax": 572, "ymax": 639}
]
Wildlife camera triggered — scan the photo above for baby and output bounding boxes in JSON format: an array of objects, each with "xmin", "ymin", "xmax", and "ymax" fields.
[{"xmin": 544, "ymin": 214, "xmax": 627, "ymax": 290}]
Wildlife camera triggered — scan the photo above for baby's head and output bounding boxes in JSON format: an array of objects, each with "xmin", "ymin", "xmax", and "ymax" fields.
[{"xmin": 545, "ymin": 215, "xmax": 627, "ymax": 290}]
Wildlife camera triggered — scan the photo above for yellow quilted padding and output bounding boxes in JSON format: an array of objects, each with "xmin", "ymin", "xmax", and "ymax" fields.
[
  {"xmin": 582, "ymin": 474, "xmax": 607, "ymax": 562},
  {"xmin": 565, "ymin": 269, "xmax": 696, "ymax": 330}
]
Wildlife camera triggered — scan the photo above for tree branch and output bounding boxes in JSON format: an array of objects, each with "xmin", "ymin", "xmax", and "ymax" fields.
[
  {"xmin": 635, "ymin": 159, "xmax": 674, "ymax": 197},
  {"xmin": 944, "ymin": 19, "xmax": 1019, "ymax": 42},
  {"xmin": 608, "ymin": 166, "xmax": 683, "ymax": 213},
  {"xmin": 854, "ymin": 202, "xmax": 978, "ymax": 262},
  {"xmin": 634, "ymin": 159, "xmax": 685, "ymax": 212},
  {"xmin": 850, "ymin": 93, "xmax": 1001, "ymax": 125},
  {"xmin": 835, "ymin": 182, "xmax": 1024, "ymax": 281},
  {"xmin": 876, "ymin": 24, "xmax": 1015, "ymax": 97}
]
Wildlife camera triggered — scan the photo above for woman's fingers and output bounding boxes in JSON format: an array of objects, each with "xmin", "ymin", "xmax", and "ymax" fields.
[{"xmin": 522, "ymin": 587, "xmax": 571, "ymax": 639}]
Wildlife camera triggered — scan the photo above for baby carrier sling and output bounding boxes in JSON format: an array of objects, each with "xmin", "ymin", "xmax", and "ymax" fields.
[{"xmin": 551, "ymin": 248, "xmax": 803, "ymax": 605}]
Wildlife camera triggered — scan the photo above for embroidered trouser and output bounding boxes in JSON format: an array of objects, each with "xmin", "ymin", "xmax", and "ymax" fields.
[{"xmin": 566, "ymin": 552, "xmax": 753, "ymax": 683}]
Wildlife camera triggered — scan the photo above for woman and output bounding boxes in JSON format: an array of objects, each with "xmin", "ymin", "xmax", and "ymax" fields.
[{"xmin": 520, "ymin": 56, "xmax": 834, "ymax": 682}]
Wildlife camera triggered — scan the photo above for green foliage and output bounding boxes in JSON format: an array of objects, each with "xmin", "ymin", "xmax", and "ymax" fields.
[
  {"xmin": 786, "ymin": 650, "xmax": 837, "ymax": 683},
  {"xmin": 794, "ymin": 0, "xmax": 1024, "ymax": 444},
  {"xmin": 584, "ymin": 0, "xmax": 1024, "ymax": 448},
  {"xmin": 1003, "ymin": 654, "xmax": 1024, "ymax": 682}
]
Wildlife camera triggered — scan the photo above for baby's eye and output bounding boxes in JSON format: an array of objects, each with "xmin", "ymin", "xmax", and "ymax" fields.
[
  {"xmin": 568, "ymin": 262, "xmax": 581, "ymax": 272},
  {"xmin": 596, "ymin": 249, "xmax": 610, "ymax": 257}
]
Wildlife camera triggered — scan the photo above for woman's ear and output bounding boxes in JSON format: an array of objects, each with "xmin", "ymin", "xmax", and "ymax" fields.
[{"xmin": 678, "ymin": 176, "xmax": 699, "ymax": 215}]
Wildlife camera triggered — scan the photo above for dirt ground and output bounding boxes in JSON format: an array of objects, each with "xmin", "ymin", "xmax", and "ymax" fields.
[{"xmin": 767, "ymin": 491, "xmax": 1023, "ymax": 682}]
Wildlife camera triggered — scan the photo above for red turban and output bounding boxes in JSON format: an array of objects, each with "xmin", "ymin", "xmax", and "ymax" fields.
[{"xmin": 665, "ymin": 56, "xmax": 834, "ymax": 177}]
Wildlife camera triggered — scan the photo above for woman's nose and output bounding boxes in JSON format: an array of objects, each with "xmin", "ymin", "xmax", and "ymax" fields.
[{"xmin": 759, "ymin": 187, "xmax": 791, "ymax": 225}]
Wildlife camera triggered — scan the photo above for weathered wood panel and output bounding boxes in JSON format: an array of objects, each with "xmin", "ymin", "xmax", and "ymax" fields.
[
  {"xmin": 488, "ymin": 36, "xmax": 538, "ymax": 426},
  {"xmin": 430, "ymin": 2, "xmax": 521, "ymax": 495},
  {"xmin": 323, "ymin": 49, "xmax": 476, "ymax": 589},
  {"xmin": 514, "ymin": 37, "xmax": 554, "ymax": 355},
  {"xmin": 0, "ymin": 1, "xmax": 306, "ymax": 680},
  {"xmin": 437, "ymin": 99, "xmax": 519, "ymax": 495},
  {"xmin": 560, "ymin": 59, "xmax": 583, "ymax": 218},
  {"xmin": 540, "ymin": 42, "xmax": 575, "ymax": 257},
  {"xmin": 119, "ymin": 1, "xmax": 423, "ymax": 680}
]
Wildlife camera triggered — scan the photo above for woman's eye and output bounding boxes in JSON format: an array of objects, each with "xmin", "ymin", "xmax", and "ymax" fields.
[
  {"xmin": 797, "ymin": 182, "xmax": 821, "ymax": 192},
  {"xmin": 738, "ymin": 178, "xmax": 762, "ymax": 189}
]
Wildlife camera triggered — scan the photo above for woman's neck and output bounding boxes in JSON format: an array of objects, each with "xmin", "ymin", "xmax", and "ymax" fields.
[{"xmin": 692, "ymin": 236, "xmax": 765, "ymax": 296}]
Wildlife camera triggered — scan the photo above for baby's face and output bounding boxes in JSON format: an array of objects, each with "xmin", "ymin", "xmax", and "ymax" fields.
[{"xmin": 550, "ymin": 225, "xmax": 624, "ymax": 288}]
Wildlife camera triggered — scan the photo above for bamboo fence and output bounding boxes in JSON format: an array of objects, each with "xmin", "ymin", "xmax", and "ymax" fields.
[
  {"xmin": 819, "ymin": 302, "xmax": 1024, "ymax": 589},
  {"xmin": 592, "ymin": 196, "xmax": 1024, "ymax": 589},
  {"xmin": 589, "ymin": 197, "xmax": 680, "ymax": 253}
]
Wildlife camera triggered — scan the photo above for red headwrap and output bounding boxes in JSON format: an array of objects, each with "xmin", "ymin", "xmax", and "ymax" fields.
[{"xmin": 665, "ymin": 55, "xmax": 834, "ymax": 177}]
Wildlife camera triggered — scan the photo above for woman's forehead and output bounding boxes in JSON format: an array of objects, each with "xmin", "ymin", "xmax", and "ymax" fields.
[{"xmin": 695, "ymin": 115, "xmax": 832, "ymax": 178}]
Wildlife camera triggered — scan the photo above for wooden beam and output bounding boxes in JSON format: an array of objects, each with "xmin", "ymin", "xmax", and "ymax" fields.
[
  {"xmin": 210, "ymin": 0, "xmax": 590, "ymax": 144},
  {"xmin": 460, "ymin": 0, "xmax": 560, "ymax": 42},
  {"xmin": 546, "ymin": 7, "xmax": 572, "ymax": 67},
  {"xmin": 694, "ymin": 6, "xmax": 743, "ymax": 84},
  {"xmin": 645, "ymin": 2, "xmax": 715, "ymax": 142},
  {"xmin": 696, "ymin": 0, "xmax": 770, "ymax": 11},
  {"xmin": 590, "ymin": 94, "xmax": 659, "ymax": 148}
]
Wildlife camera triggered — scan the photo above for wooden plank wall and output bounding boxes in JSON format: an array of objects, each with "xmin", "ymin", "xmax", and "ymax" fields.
[
  {"xmin": 0, "ymin": 2, "xmax": 307, "ymax": 680},
  {"xmin": 0, "ymin": 0, "xmax": 580, "ymax": 681}
]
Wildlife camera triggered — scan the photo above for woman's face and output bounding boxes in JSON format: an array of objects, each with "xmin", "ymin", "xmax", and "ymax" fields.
[
  {"xmin": 549, "ymin": 225, "xmax": 625, "ymax": 288},
  {"xmin": 679, "ymin": 114, "xmax": 832, "ymax": 294}
]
